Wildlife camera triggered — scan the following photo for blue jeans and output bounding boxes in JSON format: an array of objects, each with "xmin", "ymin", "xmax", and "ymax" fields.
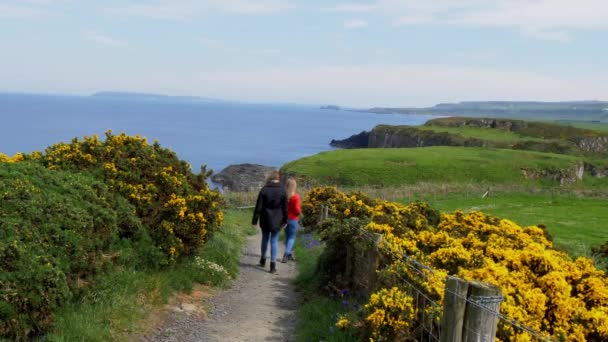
[
  {"xmin": 284, "ymin": 219, "xmax": 299, "ymax": 256},
  {"xmin": 261, "ymin": 230, "xmax": 280, "ymax": 263}
]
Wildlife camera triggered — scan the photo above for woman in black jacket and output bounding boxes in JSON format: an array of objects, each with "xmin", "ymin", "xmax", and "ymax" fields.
[{"xmin": 252, "ymin": 171, "xmax": 288, "ymax": 273}]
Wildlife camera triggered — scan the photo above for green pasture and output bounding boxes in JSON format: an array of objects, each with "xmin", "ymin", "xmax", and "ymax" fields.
[
  {"xmin": 557, "ymin": 121, "xmax": 608, "ymax": 132},
  {"xmin": 416, "ymin": 125, "xmax": 546, "ymax": 143},
  {"xmin": 283, "ymin": 147, "xmax": 582, "ymax": 187},
  {"xmin": 400, "ymin": 192, "xmax": 608, "ymax": 257}
]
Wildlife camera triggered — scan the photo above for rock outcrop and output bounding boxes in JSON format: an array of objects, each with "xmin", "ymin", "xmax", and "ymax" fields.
[
  {"xmin": 368, "ymin": 126, "xmax": 484, "ymax": 148},
  {"xmin": 211, "ymin": 164, "xmax": 276, "ymax": 192},
  {"xmin": 584, "ymin": 162, "xmax": 608, "ymax": 178},
  {"xmin": 574, "ymin": 136, "xmax": 608, "ymax": 154},
  {"xmin": 521, "ymin": 162, "xmax": 585, "ymax": 186},
  {"xmin": 330, "ymin": 131, "xmax": 370, "ymax": 148}
]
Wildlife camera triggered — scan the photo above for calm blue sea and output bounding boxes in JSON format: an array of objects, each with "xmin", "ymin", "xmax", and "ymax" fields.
[{"xmin": 0, "ymin": 93, "xmax": 434, "ymax": 173}]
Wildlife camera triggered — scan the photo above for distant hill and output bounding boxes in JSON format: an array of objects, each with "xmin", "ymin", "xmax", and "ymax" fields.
[
  {"xmin": 364, "ymin": 101, "xmax": 608, "ymax": 123},
  {"xmin": 91, "ymin": 91, "xmax": 226, "ymax": 103}
]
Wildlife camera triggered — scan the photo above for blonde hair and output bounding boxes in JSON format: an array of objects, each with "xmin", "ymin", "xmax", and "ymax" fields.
[
  {"xmin": 267, "ymin": 170, "xmax": 280, "ymax": 182},
  {"xmin": 286, "ymin": 177, "xmax": 297, "ymax": 198}
]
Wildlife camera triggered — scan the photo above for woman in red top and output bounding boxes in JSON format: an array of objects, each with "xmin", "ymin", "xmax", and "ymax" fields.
[{"xmin": 282, "ymin": 177, "xmax": 300, "ymax": 263}]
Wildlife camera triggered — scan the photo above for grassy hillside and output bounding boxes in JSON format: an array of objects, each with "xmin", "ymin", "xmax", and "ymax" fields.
[
  {"xmin": 282, "ymin": 147, "xmax": 583, "ymax": 186},
  {"xmin": 415, "ymin": 125, "xmax": 545, "ymax": 143},
  {"xmin": 283, "ymin": 147, "xmax": 608, "ymax": 257}
]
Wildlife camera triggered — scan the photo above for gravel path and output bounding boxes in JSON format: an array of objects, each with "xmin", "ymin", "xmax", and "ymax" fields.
[{"xmin": 141, "ymin": 229, "xmax": 299, "ymax": 342}]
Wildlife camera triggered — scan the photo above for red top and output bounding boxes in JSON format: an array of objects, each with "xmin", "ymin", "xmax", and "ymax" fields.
[{"xmin": 287, "ymin": 192, "xmax": 301, "ymax": 220}]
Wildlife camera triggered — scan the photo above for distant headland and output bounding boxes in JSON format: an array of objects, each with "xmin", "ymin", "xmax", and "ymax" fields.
[
  {"xmin": 320, "ymin": 105, "xmax": 341, "ymax": 110},
  {"xmin": 91, "ymin": 91, "xmax": 226, "ymax": 103},
  {"xmin": 359, "ymin": 100, "xmax": 608, "ymax": 122}
]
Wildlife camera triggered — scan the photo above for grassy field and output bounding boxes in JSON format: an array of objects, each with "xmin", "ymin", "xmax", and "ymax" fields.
[
  {"xmin": 284, "ymin": 146, "xmax": 608, "ymax": 259},
  {"xmin": 555, "ymin": 121, "xmax": 608, "ymax": 132},
  {"xmin": 44, "ymin": 209, "xmax": 255, "ymax": 342},
  {"xmin": 399, "ymin": 192, "xmax": 608, "ymax": 257},
  {"xmin": 416, "ymin": 125, "xmax": 546, "ymax": 142},
  {"xmin": 283, "ymin": 146, "xmax": 583, "ymax": 187}
]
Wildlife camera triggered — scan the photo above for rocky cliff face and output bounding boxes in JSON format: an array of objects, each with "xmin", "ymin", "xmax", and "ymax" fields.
[
  {"xmin": 574, "ymin": 136, "xmax": 608, "ymax": 154},
  {"xmin": 330, "ymin": 131, "xmax": 369, "ymax": 148},
  {"xmin": 368, "ymin": 126, "xmax": 483, "ymax": 148},
  {"xmin": 520, "ymin": 162, "xmax": 585, "ymax": 186},
  {"xmin": 211, "ymin": 164, "xmax": 276, "ymax": 192},
  {"xmin": 585, "ymin": 162, "xmax": 608, "ymax": 178}
]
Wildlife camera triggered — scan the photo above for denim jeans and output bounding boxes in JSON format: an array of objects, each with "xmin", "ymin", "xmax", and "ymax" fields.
[
  {"xmin": 284, "ymin": 219, "xmax": 299, "ymax": 256},
  {"xmin": 261, "ymin": 230, "xmax": 280, "ymax": 263}
]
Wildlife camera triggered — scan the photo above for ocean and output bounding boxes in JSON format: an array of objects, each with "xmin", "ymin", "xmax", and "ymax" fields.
[{"xmin": 0, "ymin": 93, "xmax": 434, "ymax": 173}]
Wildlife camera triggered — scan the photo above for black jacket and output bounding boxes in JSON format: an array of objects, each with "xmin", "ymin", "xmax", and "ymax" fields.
[{"xmin": 252, "ymin": 181, "xmax": 288, "ymax": 233}]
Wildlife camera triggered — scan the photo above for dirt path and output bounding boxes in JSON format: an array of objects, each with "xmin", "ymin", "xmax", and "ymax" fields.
[{"xmin": 141, "ymin": 229, "xmax": 299, "ymax": 342}]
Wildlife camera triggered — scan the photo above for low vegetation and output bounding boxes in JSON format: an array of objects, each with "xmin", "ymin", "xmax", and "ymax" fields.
[
  {"xmin": 301, "ymin": 187, "xmax": 608, "ymax": 341},
  {"xmin": 44, "ymin": 209, "xmax": 254, "ymax": 342},
  {"xmin": 0, "ymin": 132, "xmax": 227, "ymax": 340}
]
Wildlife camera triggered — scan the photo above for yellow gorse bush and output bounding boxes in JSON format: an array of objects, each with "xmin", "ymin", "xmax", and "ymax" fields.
[
  {"xmin": 304, "ymin": 187, "xmax": 608, "ymax": 341},
  {"xmin": 0, "ymin": 152, "xmax": 27, "ymax": 163},
  {"xmin": 36, "ymin": 130, "xmax": 223, "ymax": 262}
]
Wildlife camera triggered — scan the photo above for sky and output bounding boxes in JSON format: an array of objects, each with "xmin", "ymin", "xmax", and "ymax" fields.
[{"xmin": 1, "ymin": 0, "xmax": 607, "ymax": 107}]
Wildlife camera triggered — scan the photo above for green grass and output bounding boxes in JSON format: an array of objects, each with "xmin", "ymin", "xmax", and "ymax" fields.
[
  {"xmin": 44, "ymin": 209, "xmax": 255, "ymax": 342},
  {"xmin": 555, "ymin": 121, "xmax": 608, "ymax": 132},
  {"xmin": 400, "ymin": 192, "xmax": 608, "ymax": 257},
  {"xmin": 283, "ymin": 147, "xmax": 582, "ymax": 187},
  {"xmin": 293, "ymin": 234, "xmax": 360, "ymax": 342},
  {"xmin": 416, "ymin": 125, "xmax": 545, "ymax": 143}
]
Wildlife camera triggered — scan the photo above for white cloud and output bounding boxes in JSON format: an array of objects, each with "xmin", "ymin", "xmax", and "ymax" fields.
[
  {"xmin": 23, "ymin": 0, "xmax": 71, "ymax": 4},
  {"xmin": 326, "ymin": 3, "xmax": 377, "ymax": 12},
  {"xmin": 0, "ymin": 4, "xmax": 50, "ymax": 18},
  {"xmin": 83, "ymin": 30, "xmax": 127, "ymax": 47},
  {"xmin": 208, "ymin": 0, "xmax": 293, "ymax": 14},
  {"xmin": 0, "ymin": 1, "xmax": 71, "ymax": 19},
  {"xmin": 521, "ymin": 27, "xmax": 572, "ymax": 43},
  {"xmin": 248, "ymin": 48, "xmax": 281, "ymax": 54},
  {"xmin": 336, "ymin": 0, "xmax": 608, "ymax": 42},
  {"xmin": 393, "ymin": 14, "xmax": 433, "ymax": 26},
  {"xmin": 344, "ymin": 19, "xmax": 368, "ymax": 29},
  {"xmin": 107, "ymin": 0, "xmax": 293, "ymax": 20}
]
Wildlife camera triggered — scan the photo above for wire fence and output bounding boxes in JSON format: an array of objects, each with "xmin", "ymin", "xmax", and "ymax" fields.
[{"xmin": 344, "ymin": 218, "xmax": 556, "ymax": 342}]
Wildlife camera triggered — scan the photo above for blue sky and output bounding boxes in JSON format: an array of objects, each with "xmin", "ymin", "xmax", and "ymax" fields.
[{"xmin": 1, "ymin": 0, "xmax": 607, "ymax": 107}]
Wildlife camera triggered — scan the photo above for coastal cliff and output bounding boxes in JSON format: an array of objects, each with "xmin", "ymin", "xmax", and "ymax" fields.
[
  {"xmin": 368, "ymin": 125, "xmax": 484, "ymax": 148},
  {"xmin": 332, "ymin": 118, "xmax": 608, "ymax": 156}
]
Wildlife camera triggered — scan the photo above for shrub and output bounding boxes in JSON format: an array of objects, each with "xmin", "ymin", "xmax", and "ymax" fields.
[
  {"xmin": 0, "ymin": 162, "xmax": 140, "ymax": 339},
  {"xmin": 39, "ymin": 131, "xmax": 224, "ymax": 261},
  {"xmin": 303, "ymin": 187, "xmax": 608, "ymax": 341}
]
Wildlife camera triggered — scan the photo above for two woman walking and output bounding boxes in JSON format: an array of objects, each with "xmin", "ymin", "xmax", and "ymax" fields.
[{"xmin": 251, "ymin": 171, "xmax": 300, "ymax": 273}]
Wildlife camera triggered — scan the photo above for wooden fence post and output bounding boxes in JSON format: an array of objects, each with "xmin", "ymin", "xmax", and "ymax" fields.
[
  {"xmin": 440, "ymin": 276, "xmax": 469, "ymax": 342},
  {"xmin": 462, "ymin": 281, "xmax": 503, "ymax": 342},
  {"xmin": 318, "ymin": 205, "xmax": 327, "ymax": 225},
  {"xmin": 351, "ymin": 232, "xmax": 382, "ymax": 298}
]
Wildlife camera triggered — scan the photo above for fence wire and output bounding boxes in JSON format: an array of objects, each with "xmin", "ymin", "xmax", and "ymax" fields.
[{"xmin": 347, "ymin": 220, "xmax": 556, "ymax": 342}]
